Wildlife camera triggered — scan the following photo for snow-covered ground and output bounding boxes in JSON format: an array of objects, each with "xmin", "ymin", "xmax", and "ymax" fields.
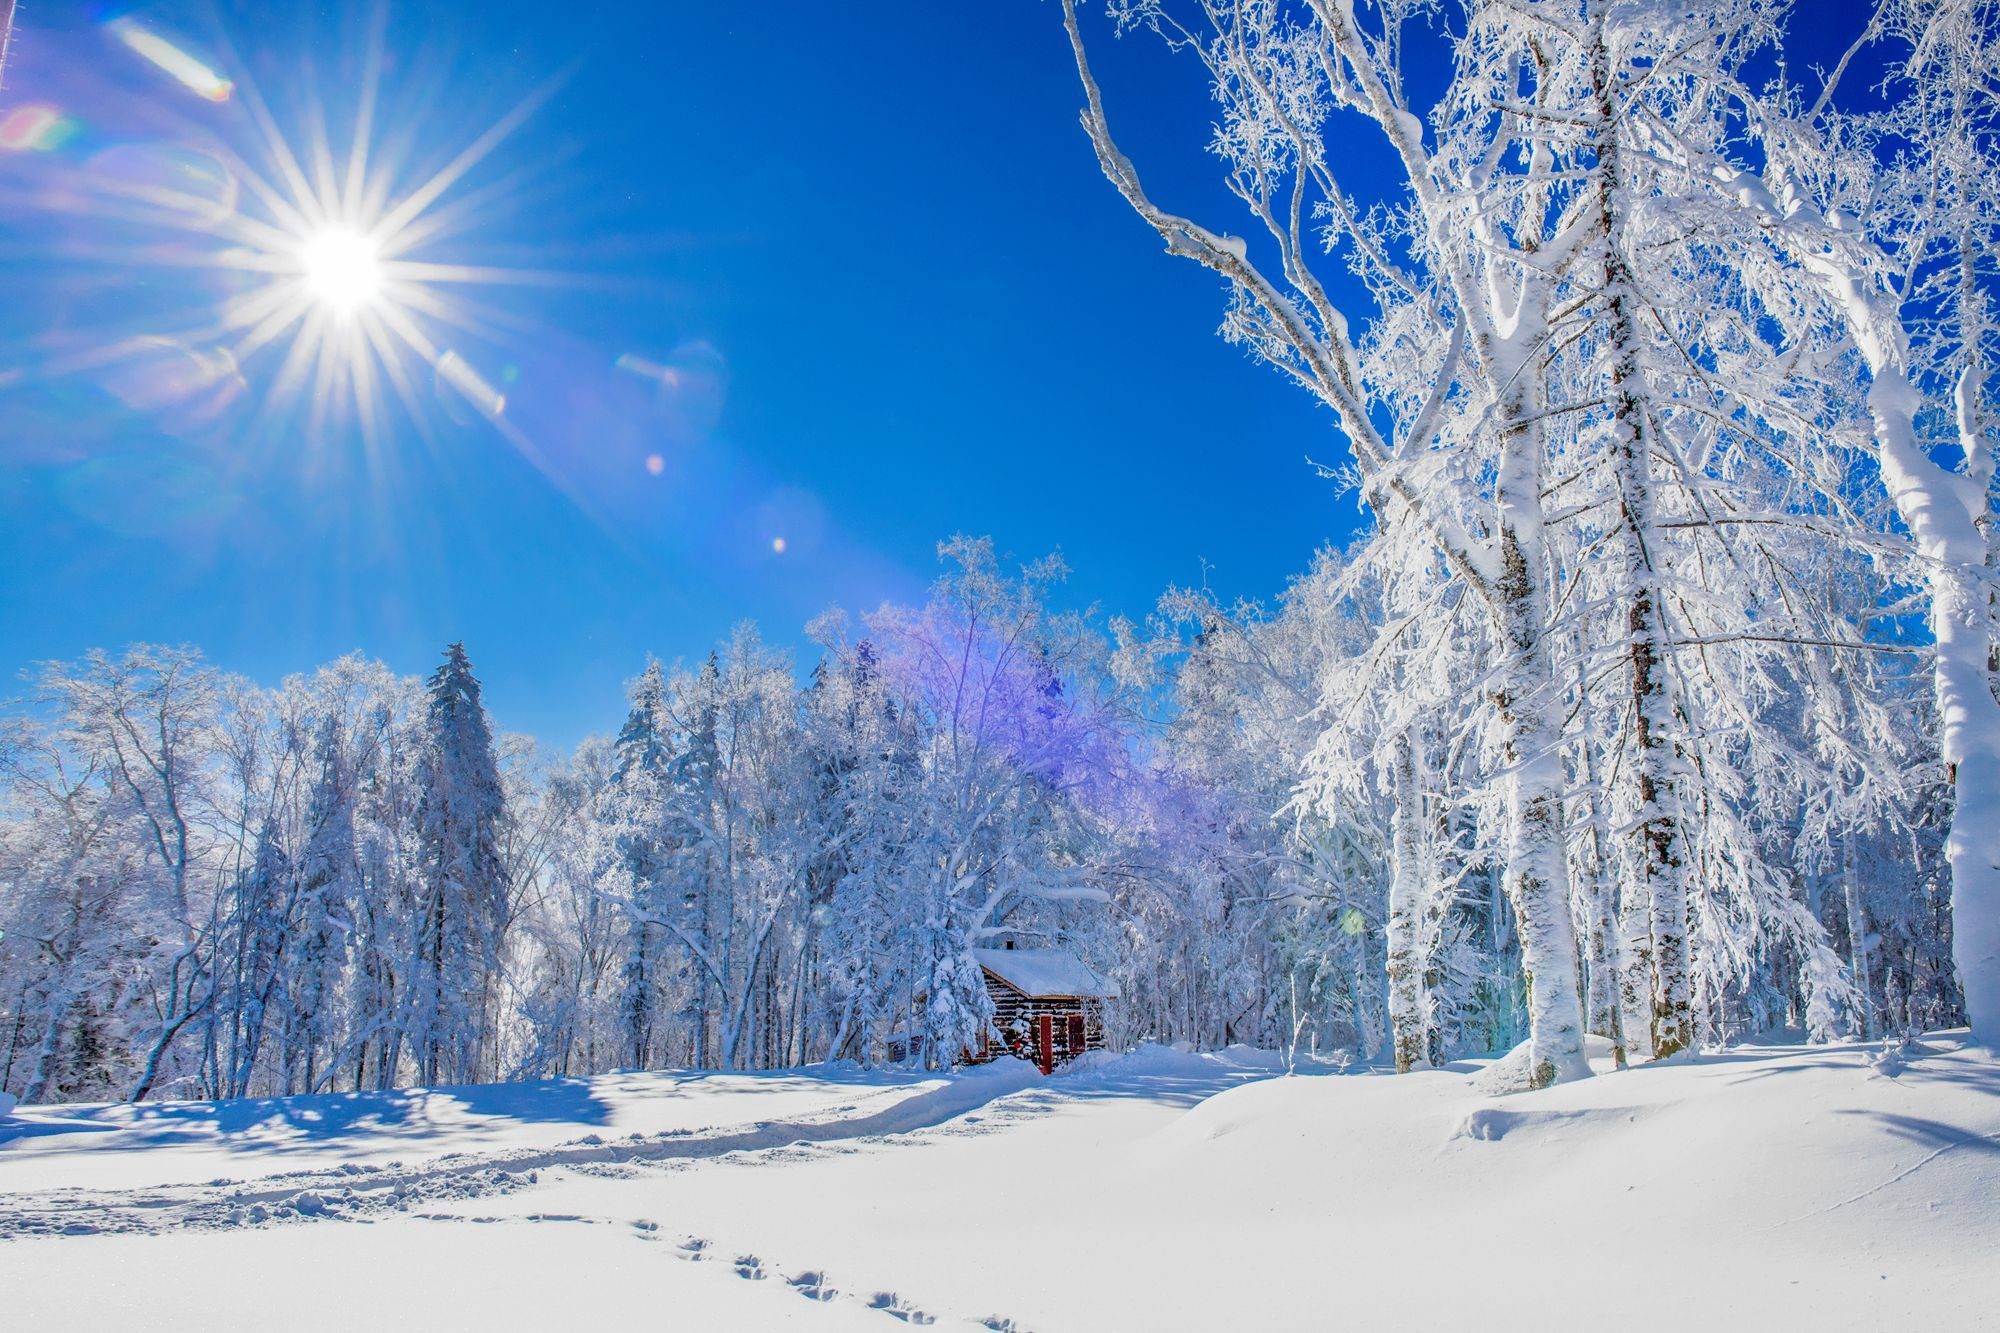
[{"xmin": 3, "ymin": 1037, "xmax": 1995, "ymax": 1331}]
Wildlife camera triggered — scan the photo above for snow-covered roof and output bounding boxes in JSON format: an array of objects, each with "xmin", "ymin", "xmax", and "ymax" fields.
[{"xmin": 971, "ymin": 948, "xmax": 1119, "ymax": 1000}]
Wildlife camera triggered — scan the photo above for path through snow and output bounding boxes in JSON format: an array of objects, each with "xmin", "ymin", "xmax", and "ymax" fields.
[
  {"xmin": 3, "ymin": 1038, "xmax": 1995, "ymax": 1331},
  {"xmin": 0, "ymin": 1058, "xmax": 1045, "ymax": 1240}
]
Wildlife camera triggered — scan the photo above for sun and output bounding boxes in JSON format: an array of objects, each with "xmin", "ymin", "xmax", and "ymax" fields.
[
  {"xmin": 298, "ymin": 226, "xmax": 383, "ymax": 315},
  {"xmin": 178, "ymin": 35, "xmax": 564, "ymax": 442},
  {"xmin": 15, "ymin": 13, "xmax": 561, "ymax": 441}
]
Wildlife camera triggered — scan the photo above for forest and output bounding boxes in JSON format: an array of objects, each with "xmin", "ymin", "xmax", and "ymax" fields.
[{"xmin": 3, "ymin": 0, "xmax": 1997, "ymax": 1107}]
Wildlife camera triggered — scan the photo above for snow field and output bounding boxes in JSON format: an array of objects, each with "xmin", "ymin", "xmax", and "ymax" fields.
[{"xmin": 3, "ymin": 1037, "xmax": 1996, "ymax": 1331}]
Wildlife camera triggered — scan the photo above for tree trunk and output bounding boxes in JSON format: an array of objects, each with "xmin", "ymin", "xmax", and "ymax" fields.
[
  {"xmin": 1843, "ymin": 835, "xmax": 1875, "ymax": 1040},
  {"xmin": 1857, "ymin": 352, "xmax": 2000, "ymax": 1046},
  {"xmin": 1782, "ymin": 217, "xmax": 2000, "ymax": 1045},
  {"xmin": 20, "ymin": 985, "xmax": 72, "ymax": 1106},
  {"xmin": 1386, "ymin": 730, "xmax": 1431, "ymax": 1073},
  {"xmin": 129, "ymin": 954, "xmax": 212, "ymax": 1103},
  {"xmin": 1575, "ymin": 725, "xmax": 1627, "ymax": 1067},
  {"xmin": 1492, "ymin": 522, "xmax": 1593, "ymax": 1089},
  {"xmin": 1929, "ymin": 557, "xmax": 2000, "ymax": 1043},
  {"xmin": 1588, "ymin": 7, "xmax": 1694, "ymax": 1061}
]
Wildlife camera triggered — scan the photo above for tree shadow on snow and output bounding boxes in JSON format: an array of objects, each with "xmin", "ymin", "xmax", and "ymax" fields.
[
  {"xmin": 583, "ymin": 1064, "xmax": 930, "ymax": 1101},
  {"xmin": 0, "ymin": 1063, "xmax": 952, "ymax": 1164},
  {"xmin": 0, "ymin": 1113, "xmax": 122, "ymax": 1145},
  {"xmin": 0, "ymin": 1075, "xmax": 616, "ymax": 1159},
  {"xmin": 1837, "ymin": 1109, "xmax": 2000, "ymax": 1156},
  {"xmin": 1703, "ymin": 1035, "xmax": 2000, "ymax": 1111}
]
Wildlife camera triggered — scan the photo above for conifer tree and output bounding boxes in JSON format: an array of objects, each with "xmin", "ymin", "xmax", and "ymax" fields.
[
  {"xmin": 612, "ymin": 661, "xmax": 673, "ymax": 1069},
  {"xmin": 410, "ymin": 643, "xmax": 509, "ymax": 1085},
  {"xmin": 226, "ymin": 818, "xmax": 293, "ymax": 1098}
]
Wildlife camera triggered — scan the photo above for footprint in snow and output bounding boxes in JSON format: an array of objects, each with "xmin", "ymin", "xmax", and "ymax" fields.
[
  {"xmin": 787, "ymin": 1271, "xmax": 836, "ymax": 1302},
  {"xmin": 630, "ymin": 1220, "xmax": 660, "ymax": 1239},
  {"xmin": 979, "ymin": 1320, "xmax": 1026, "ymax": 1332},
  {"xmin": 867, "ymin": 1292, "xmax": 935, "ymax": 1325},
  {"xmin": 734, "ymin": 1255, "xmax": 766, "ymax": 1281},
  {"xmin": 675, "ymin": 1237, "xmax": 709, "ymax": 1262}
]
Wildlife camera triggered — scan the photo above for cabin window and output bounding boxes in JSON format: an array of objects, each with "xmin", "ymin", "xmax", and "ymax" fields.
[{"xmin": 1067, "ymin": 1012, "xmax": 1086, "ymax": 1055}]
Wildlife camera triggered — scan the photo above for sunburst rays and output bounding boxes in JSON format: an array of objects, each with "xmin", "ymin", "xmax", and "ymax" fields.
[{"xmin": 4, "ymin": 11, "xmax": 555, "ymax": 449}]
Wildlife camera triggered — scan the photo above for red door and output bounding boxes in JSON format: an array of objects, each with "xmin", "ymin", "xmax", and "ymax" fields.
[{"xmin": 1036, "ymin": 1015, "xmax": 1054, "ymax": 1075}]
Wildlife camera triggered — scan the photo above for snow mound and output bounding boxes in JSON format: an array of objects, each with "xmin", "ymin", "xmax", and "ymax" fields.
[
  {"xmin": 1068, "ymin": 1042, "xmax": 1221, "ymax": 1079},
  {"xmin": 1068, "ymin": 1041, "xmax": 1340, "ymax": 1083},
  {"xmin": 1453, "ymin": 1104, "xmax": 1645, "ymax": 1143},
  {"xmin": 1471, "ymin": 1032, "xmax": 1621, "ymax": 1094},
  {"xmin": 1867, "ymin": 1034, "xmax": 1945, "ymax": 1078}
]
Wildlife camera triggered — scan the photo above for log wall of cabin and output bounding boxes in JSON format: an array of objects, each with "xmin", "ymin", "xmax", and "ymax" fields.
[{"xmin": 973, "ymin": 973, "xmax": 1107, "ymax": 1068}]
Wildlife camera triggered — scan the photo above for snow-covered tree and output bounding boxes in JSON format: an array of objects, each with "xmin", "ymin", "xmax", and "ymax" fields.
[{"xmin": 408, "ymin": 643, "xmax": 510, "ymax": 1086}]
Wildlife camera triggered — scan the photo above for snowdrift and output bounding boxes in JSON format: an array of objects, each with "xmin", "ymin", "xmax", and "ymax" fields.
[{"xmin": 3, "ymin": 1036, "xmax": 1994, "ymax": 1331}]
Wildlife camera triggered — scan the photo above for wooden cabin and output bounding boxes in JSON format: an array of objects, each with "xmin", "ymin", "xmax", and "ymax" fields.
[{"xmin": 967, "ymin": 945, "xmax": 1118, "ymax": 1074}]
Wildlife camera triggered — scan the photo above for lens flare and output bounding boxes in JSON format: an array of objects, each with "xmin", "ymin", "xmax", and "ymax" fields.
[
  {"xmin": 435, "ymin": 349, "xmax": 506, "ymax": 418},
  {"xmin": 106, "ymin": 17, "xmax": 234, "ymax": 103},
  {"xmin": 0, "ymin": 105, "xmax": 77, "ymax": 153}
]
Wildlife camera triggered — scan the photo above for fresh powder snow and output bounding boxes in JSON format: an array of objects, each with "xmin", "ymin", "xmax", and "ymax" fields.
[{"xmin": 5, "ymin": 1037, "xmax": 1996, "ymax": 1329}]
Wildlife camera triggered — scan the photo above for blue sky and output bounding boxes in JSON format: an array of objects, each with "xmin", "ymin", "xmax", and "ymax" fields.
[
  {"xmin": 0, "ymin": 2, "xmax": 1877, "ymax": 745},
  {"xmin": 0, "ymin": 1, "xmax": 1352, "ymax": 745}
]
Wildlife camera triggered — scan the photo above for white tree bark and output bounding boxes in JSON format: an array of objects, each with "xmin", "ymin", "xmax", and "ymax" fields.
[
  {"xmin": 1836, "ymin": 288, "xmax": 1999, "ymax": 1046},
  {"xmin": 1586, "ymin": 8, "xmax": 1695, "ymax": 1058},
  {"xmin": 1386, "ymin": 729, "xmax": 1430, "ymax": 1073},
  {"xmin": 1842, "ymin": 835, "xmax": 1875, "ymax": 1040},
  {"xmin": 1701, "ymin": 72, "xmax": 2000, "ymax": 1044},
  {"xmin": 1492, "ymin": 505, "xmax": 1593, "ymax": 1088},
  {"xmin": 1572, "ymin": 695, "xmax": 1626, "ymax": 1065}
]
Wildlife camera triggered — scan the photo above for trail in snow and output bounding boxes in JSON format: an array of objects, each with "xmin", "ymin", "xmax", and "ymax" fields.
[
  {"xmin": 0, "ymin": 1058, "xmax": 1044, "ymax": 1241},
  {"xmin": 0, "ymin": 1047, "xmax": 1301, "ymax": 1332},
  {"xmin": 662, "ymin": 1229, "xmax": 949, "ymax": 1328}
]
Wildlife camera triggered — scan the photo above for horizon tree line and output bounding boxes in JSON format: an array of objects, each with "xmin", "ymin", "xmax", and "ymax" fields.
[{"xmin": 0, "ymin": 523, "xmax": 1963, "ymax": 1105}]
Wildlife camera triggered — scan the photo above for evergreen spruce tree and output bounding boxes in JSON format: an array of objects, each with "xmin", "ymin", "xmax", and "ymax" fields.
[
  {"xmin": 613, "ymin": 661, "xmax": 673, "ymax": 1069},
  {"xmin": 671, "ymin": 653, "xmax": 723, "ymax": 1065},
  {"xmin": 411, "ymin": 643, "xmax": 508, "ymax": 1085},
  {"xmin": 288, "ymin": 715, "xmax": 356, "ymax": 1094},
  {"xmin": 227, "ymin": 817, "xmax": 293, "ymax": 1098}
]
